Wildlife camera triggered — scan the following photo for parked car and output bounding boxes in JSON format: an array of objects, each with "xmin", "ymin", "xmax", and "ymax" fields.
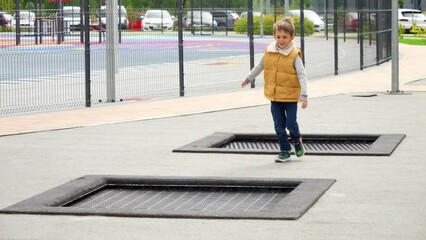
[
  {"xmin": 239, "ymin": 11, "xmax": 261, "ymax": 18},
  {"xmin": 4, "ymin": 12, "xmax": 13, "ymax": 27},
  {"xmin": 141, "ymin": 9, "xmax": 174, "ymax": 31},
  {"xmin": 345, "ymin": 12, "xmax": 377, "ymax": 32},
  {"xmin": 61, "ymin": 6, "xmax": 82, "ymax": 31},
  {"xmin": 183, "ymin": 11, "xmax": 217, "ymax": 30},
  {"xmin": 289, "ymin": 9, "xmax": 325, "ymax": 32},
  {"xmin": 12, "ymin": 11, "xmax": 35, "ymax": 28},
  {"xmin": 99, "ymin": 5, "xmax": 129, "ymax": 30},
  {"xmin": 398, "ymin": 8, "xmax": 426, "ymax": 33},
  {"xmin": 128, "ymin": 12, "xmax": 144, "ymax": 30},
  {"xmin": 230, "ymin": 12, "xmax": 239, "ymax": 21},
  {"xmin": 0, "ymin": 12, "xmax": 9, "ymax": 27},
  {"xmin": 345, "ymin": 12, "xmax": 360, "ymax": 32},
  {"xmin": 210, "ymin": 10, "xmax": 238, "ymax": 30}
]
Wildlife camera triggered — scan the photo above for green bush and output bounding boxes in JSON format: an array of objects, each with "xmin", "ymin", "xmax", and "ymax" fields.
[
  {"xmin": 234, "ymin": 17, "xmax": 248, "ymax": 33},
  {"xmin": 410, "ymin": 22, "xmax": 426, "ymax": 36},
  {"xmin": 235, "ymin": 15, "xmax": 315, "ymax": 36},
  {"xmin": 398, "ymin": 24, "xmax": 406, "ymax": 38},
  {"xmin": 0, "ymin": 26, "xmax": 13, "ymax": 32}
]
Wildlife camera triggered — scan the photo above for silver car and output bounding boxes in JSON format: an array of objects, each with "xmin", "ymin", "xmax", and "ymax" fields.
[{"xmin": 184, "ymin": 11, "xmax": 218, "ymax": 29}]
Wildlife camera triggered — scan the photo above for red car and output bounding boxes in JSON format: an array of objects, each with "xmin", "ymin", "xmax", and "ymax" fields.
[
  {"xmin": 346, "ymin": 12, "xmax": 358, "ymax": 32},
  {"xmin": 0, "ymin": 12, "xmax": 9, "ymax": 27},
  {"xmin": 346, "ymin": 12, "xmax": 376, "ymax": 32}
]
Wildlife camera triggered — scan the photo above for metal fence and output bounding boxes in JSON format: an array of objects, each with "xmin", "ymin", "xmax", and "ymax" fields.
[{"xmin": 0, "ymin": 0, "xmax": 392, "ymax": 115}]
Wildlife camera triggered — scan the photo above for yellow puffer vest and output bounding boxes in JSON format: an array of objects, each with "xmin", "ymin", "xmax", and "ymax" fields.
[{"xmin": 264, "ymin": 48, "xmax": 301, "ymax": 102}]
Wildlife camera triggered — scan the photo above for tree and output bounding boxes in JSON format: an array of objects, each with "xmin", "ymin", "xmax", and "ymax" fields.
[
  {"xmin": 0, "ymin": 0, "xmax": 14, "ymax": 12},
  {"xmin": 289, "ymin": 0, "xmax": 312, "ymax": 9}
]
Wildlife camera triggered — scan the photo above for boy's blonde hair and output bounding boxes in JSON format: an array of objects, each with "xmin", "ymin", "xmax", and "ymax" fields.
[{"xmin": 273, "ymin": 17, "xmax": 295, "ymax": 36}]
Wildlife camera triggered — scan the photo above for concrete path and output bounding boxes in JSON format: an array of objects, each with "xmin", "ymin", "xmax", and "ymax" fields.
[{"xmin": 0, "ymin": 43, "xmax": 425, "ymax": 240}]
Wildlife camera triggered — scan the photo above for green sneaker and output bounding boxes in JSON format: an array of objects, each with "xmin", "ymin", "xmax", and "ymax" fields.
[
  {"xmin": 275, "ymin": 151, "xmax": 291, "ymax": 163},
  {"xmin": 294, "ymin": 139, "xmax": 305, "ymax": 157}
]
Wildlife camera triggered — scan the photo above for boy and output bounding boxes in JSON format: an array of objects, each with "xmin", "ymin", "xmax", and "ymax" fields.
[{"xmin": 241, "ymin": 17, "xmax": 308, "ymax": 162}]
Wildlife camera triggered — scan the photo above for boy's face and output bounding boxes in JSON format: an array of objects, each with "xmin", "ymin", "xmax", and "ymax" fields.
[{"xmin": 274, "ymin": 29, "xmax": 295, "ymax": 49}]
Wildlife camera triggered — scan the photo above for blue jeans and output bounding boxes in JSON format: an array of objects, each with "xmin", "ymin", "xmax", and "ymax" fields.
[{"xmin": 270, "ymin": 101, "xmax": 301, "ymax": 153}]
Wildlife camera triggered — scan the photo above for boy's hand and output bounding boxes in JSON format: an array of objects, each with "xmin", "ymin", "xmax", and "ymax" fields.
[
  {"xmin": 300, "ymin": 100, "xmax": 308, "ymax": 109},
  {"xmin": 241, "ymin": 79, "xmax": 250, "ymax": 87}
]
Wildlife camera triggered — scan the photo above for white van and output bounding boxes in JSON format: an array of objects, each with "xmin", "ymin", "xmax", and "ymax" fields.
[
  {"xmin": 62, "ymin": 6, "xmax": 81, "ymax": 30},
  {"xmin": 289, "ymin": 9, "xmax": 325, "ymax": 32},
  {"xmin": 12, "ymin": 11, "xmax": 35, "ymax": 28},
  {"xmin": 100, "ymin": 5, "xmax": 129, "ymax": 30},
  {"xmin": 398, "ymin": 9, "xmax": 426, "ymax": 32}
]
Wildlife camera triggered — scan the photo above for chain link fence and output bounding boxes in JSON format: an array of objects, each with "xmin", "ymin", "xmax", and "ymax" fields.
[{"xmin": 0, "ymin": 0, "xmax": 392, "ymax": 115}]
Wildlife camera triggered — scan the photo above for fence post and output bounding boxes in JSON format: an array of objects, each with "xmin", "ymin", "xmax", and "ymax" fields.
[
  {"xmin": 300, "ymin": 0, "xmax": 305, "ymax": 65},
  {"xmin": 84, "ymin": 0, "xmax": 92, "ymax": 107},
  {"xmin": 248, "ymin": 0, "xmax": 255, "ymax": 88},
  {"xmin": 80, "ymin": 0, "xmax": 84, "ymax": 43},
  {"xmin": 57, "ymin": 0, "xmax": 64, "ymax": 44},
  {"xmin": 39, "ymin": 0, "xmax": 44, "ymax": 44},
  {"xmin": 260, "ymin": 0, "xmax": 264, "ymax": 37},
  {"xmin": 325, "ymin": 0, "xmax": 329, "ymax": 40},
  {"xmin": 118, "ymin": 0, "xmax": 122, "ymax": 42},
  {"xmin": 35, "ymin": 0, "xmax": 39, "ymax": 45},
  {"xmin": 343, "ymin": 0, "xmax": 347, "ymax": 42},
  {"xmin": 178, "ymin": 0, "xmax": 185, "ymax": 97},
  {"xmin": 375, "ymin": 0, "xmax": 380, "ymax": 66},
  {"xmin": 98, "ymin": 0, "xmax": 102, "ymax": 43},
  {"xmin": 359, "ymin": 1, "xmax": 364, "ymax": 70},
  {"xmin": 334, "ymin": 0, "xmax": 338, "ymax": 75}
]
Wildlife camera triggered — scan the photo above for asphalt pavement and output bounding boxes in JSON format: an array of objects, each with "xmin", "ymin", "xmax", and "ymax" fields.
[{"xmin": 0, "ymin": 43, "xmax": 425, "ymax": 240}]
